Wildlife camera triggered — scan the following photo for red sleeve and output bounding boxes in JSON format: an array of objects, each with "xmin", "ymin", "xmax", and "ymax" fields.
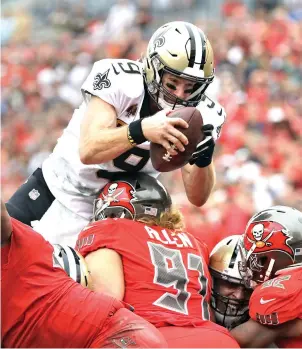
[
  {"xmin": 249, "ymin": 270, "xmax": 302, "ymax": 325},
  {"xmin": 75, "ymin": 219, "xmax": 121, "ymax": 257}
]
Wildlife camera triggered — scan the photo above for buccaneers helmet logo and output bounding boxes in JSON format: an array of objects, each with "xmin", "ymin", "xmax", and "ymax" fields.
[
  {"xmin": 244, "ymin": 221, "xmax": 294, "ymax": 258},
  {"xmin": 96, "ymin": 181, "xmax": 136, "ymax": 216}
]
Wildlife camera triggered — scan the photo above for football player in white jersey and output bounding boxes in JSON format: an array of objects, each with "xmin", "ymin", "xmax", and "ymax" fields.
[{"xmin": 7, "ymin": 21, "xmax": 226, "ymax": 246}]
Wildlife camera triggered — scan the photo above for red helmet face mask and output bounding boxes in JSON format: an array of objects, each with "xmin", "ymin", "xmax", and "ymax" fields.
[
  {"xmin": 242, "ymin": 221, "xmax": 295, "ymax": 284},
  {"xmin": 93, "ymin": 181, "xmax": 136, "ymax": 220}
]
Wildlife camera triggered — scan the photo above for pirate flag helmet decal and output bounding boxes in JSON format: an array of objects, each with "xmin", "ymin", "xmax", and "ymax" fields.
[
  {"xmin": 93, "ymin": 173, "xmax": 172, "ymax": 222},
  {"xmin": 93, "ymin": 180, "xmax": 136, "ymax": 220},
  {"xmin": 240, "ymin": 206, "xmax": 302, "ymax": 285}
]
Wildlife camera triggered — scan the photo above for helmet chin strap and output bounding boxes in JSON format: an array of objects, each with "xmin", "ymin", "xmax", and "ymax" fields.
[
  {"xmin": 264, "ymin": 258, "xmax": 275, "ymax": 281},
  {"xmin": 238, "ymin": 244, "xmax": 254, "ymax": 288},
  {"xmin": 157, "ymin": 92, "xmax": 183, "ymax": 110}
]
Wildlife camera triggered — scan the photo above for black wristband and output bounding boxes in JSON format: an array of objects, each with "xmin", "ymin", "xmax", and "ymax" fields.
[{"xmin": 128, "ymin": 119, "xmax": 147, "ymax": 145}]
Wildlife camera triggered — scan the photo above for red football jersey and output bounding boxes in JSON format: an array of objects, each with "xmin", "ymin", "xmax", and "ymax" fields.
[
  {"xmin": 249, "ymin": 266, "xmax": 302, "ymax": 348},
  {"xmin": 77, "ymin": 218, "xmax": 213, "ymax": 327},
  {"xmin": 1, "ymin": 218, "xmax": 116, "ymax": 348}
]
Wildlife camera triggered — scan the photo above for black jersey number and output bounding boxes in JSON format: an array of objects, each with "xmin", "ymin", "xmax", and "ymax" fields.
[
  {"xmin": 148, "ymin": 242, "xmax": 210, "ymax": 318},
  {"xmin": 111, "ymin": 62, "xmax": 141, "ymax": 75}
]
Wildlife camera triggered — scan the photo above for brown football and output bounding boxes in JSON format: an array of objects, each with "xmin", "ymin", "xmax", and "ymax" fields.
[{"xmin": 150, "ymin": 107, "xmax": 204, "ymax": 172}]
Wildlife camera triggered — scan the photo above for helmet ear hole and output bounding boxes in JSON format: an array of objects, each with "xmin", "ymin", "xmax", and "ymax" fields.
[{"xmin": 258, "ymin": 256, "xmax": 268, "ymax": 267}]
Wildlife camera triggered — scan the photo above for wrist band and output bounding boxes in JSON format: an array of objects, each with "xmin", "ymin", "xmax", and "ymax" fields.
[{"xmin": 127, "ymin": 119, "xmax": 147, "ymax": 146}]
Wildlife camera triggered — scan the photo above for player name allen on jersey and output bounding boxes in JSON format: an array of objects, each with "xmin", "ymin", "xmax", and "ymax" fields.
[{"xmin": 145, "ymin": 225, "xmax": 193, "ymax": 248}]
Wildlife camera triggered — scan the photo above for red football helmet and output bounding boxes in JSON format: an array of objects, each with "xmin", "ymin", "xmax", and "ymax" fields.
[
  {"xmin": 92, "ymin": 173, "xmax": 172, "ymax": 221},
  {"xmin": 240, "ymin": 206, "xmax": 302, "ymax": 286}
]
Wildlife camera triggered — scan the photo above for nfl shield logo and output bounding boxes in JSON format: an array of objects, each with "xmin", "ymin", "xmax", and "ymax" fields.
[{"xmin": 28, "ymin": 189, "xmax": 40, "ymax": 200}]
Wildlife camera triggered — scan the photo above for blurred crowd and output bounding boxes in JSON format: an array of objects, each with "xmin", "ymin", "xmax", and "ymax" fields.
[{"xmin": 1, "ymin": 0, "xmax": 301, "ymax": 249}]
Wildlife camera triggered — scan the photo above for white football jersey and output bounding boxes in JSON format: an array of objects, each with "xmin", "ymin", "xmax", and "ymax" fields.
[{"xmin": 42, "ymin": 58, "xmax": 226, "ymax": 220}]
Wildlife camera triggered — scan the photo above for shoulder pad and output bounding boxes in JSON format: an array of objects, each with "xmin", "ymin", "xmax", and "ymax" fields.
[
  {"xmin": 81, "ymin": 59, "xmax": 144, "ymax": 105},
  {"xmin": 76, "ymin": 219, "xmax": 121, "ymax": 256},
  {"xmin": 249, "ymin": 272, "xmax": 302, "ymax": 325}
]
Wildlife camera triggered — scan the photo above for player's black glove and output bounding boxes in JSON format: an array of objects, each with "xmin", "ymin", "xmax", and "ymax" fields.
[{"xmin": 189, "ymin": 124, "xmax": 215, "ymax": 168}]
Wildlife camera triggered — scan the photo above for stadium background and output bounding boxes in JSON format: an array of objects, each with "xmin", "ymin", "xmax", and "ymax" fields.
[{"xmin": 1, "ymin": 0, "xmax": 301, "ymax": 250}]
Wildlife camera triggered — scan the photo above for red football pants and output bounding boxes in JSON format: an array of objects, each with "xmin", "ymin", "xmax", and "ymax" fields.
[
  {"xmin": 3, "ymin": 282, "xmax": 166, "ymax": 348},
  {"xmin": 93, "ymin": 308, "xmax": 167, "ymax": 348},
  {"xmin": 158, "ymin": 324, "xmax": 240, "ymax": 348}
]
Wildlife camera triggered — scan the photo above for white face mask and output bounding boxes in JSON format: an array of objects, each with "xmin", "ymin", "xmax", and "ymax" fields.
[
  {"xmin": 157, "ymin": 92, "xmax": 184, "ymax": 110},
  {"xmin": 156, "ymin": 78, "xmax": 207, "ymax": 110}
]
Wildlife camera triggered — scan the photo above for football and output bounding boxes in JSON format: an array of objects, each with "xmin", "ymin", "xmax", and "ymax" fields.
[{"xmin": 150, "ymin": 107, "xmax": 204, "ymax": 172}]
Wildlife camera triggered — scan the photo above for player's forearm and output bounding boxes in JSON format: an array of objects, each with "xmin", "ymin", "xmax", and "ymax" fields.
[
  {"xmin": 231, "ymin": 319, "xmax": 278, "ymax": 348},
  {"xmin": 79, "ymin": 125, "xmax": 133, "ymax": 164},
  {"xmin": 231, "ymin": 319, "xmax": 302, "ymax": 348},
  {"xmin": 277, "ymin": 319, "xmax": 302, "ymax": 338},
  {"xmin": 181, "ymin": 162, "xmax": 215, "ymax": 207}
]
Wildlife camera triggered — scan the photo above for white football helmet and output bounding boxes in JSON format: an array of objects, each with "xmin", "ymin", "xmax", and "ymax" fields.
[
  {"xmin": 143, "ymin": 21, "xmax": 214, "ymax": 110},
  {"xmin": 52, "ymin": 244, "xmax": 92, "ymax": 289},
  {"xmin": 209, "ymin": 235, "xmax": 252, "ymax": 329}
]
